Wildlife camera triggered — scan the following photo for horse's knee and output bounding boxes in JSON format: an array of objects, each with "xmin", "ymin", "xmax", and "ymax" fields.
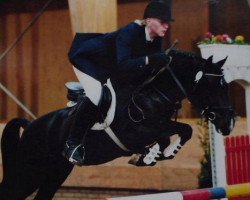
[
  {"xmin": 179, "ymin": 124, "xmax": 193, "ymax": 145},
  {"xmin": 158, "ymin": 137, "xmax": 171, "ymax": 152},
  {"xmin": 184, "ymin": 124, "xmax": 193, "ymax": 138}
]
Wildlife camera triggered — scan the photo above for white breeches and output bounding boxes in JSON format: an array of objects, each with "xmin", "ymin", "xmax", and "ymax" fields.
[{"xmin": 73, "ymin": 66, "xmax": 102, "ymax": 106}]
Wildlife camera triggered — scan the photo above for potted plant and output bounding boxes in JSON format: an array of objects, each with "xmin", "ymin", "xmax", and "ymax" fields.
[
  {"xmin": 197, "ymin": 119, "xmax": 212, "ymax": 188},
  {"xmin": 198, "ymin": 32, "xmax": 250, "ymax": 67}
]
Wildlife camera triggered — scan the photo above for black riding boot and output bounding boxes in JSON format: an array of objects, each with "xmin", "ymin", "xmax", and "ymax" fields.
[{"xmin": 63, "ymin": 95, "xmax": 98, "ymax": 166}]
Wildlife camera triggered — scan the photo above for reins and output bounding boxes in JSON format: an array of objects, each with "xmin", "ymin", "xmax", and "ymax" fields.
[{"xmin": 128, "ymin": 40, "xmax": 180, "ymax": 123}]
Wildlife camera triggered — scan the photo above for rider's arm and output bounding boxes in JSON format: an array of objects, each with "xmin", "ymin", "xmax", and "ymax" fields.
[
  {"xmin": 116, "ymin": 26, "xmax": 149, "ymax": 73},
  {"xmin": 116, "ymin": 25, "xmax": 169, "ymax": 73}
]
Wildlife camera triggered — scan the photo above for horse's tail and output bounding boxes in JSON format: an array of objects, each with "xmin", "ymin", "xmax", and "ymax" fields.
[{"xmin": 0, "ymin": 118, "xmax": 31, "ymax": 195}]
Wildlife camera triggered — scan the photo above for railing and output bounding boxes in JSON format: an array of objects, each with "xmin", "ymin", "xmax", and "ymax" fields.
[
  {"xmin": 225, "ymin": 135, "xmax": 250, "ymax": 200},
  {"xmin": 98, "ymin": 183, "xmax": 250, "ymax": 200}
]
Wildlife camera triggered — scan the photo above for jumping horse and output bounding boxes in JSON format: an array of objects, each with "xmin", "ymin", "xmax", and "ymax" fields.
[{"xmin": 0, "ymin": 49, "xmax": 235, "ymax": 199}]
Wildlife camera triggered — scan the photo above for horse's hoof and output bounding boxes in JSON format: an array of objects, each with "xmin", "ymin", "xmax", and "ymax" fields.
[
  {"xmin": 163, "ymin": 137, "xmax": 182, "ymax": 158},
  {"xmin": 156, "ymin": 154, "xmax": 175, "ymax": 161},
  {"xmin": 128, "ymin": 155, "xmax": 157, "ymax": 167},
  {"xmin": 128, "ymin": 143, "xmax": 162, "ymax": 167}
]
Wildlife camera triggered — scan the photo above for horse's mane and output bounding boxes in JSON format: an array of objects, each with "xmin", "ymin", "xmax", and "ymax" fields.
[
  {"xmin": 170, "ymin": 49, "xmax": 202, "ymax": 61},
  {"xmin": 170, "ymin": 49, "xmax": 223, "ymax": 75},
  {"xmin": 167, "ymin": 49, "xmax": 203, "ymax": 79}
]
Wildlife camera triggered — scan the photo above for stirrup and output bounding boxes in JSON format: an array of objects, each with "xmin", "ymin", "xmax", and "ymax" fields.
[
  {"xmin": 63, "ymin": 143, "xmax": 85, "ymax": 166},
  {"xmin": 65, "ymin": 82, "xmax": 83, "ymax": 90}
]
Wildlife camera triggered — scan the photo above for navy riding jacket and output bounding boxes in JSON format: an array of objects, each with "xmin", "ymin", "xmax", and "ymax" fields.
[{"xmin": 68, "ymin": 21, "xmax": 163, "ymax": 84}]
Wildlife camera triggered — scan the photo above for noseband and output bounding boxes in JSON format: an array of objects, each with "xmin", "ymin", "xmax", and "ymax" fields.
[
  {"xmin": 201, "ymin": 106, "xmax": 234, "ymax": 121},
  {"xmin": 195, "ymin": 73, "xmax": 233, "ymax": 121}
]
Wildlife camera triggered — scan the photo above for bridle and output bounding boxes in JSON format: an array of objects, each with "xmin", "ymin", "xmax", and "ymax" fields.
[
  {"xmin": 191, "ymin": 72, "xmax": 234, "ymax": 121},
  {"xmin": 128, "ymin": 42, "xmax": 233, "ymax": 123},
  {"xmin": 200, "ymin": 105, "xmax": 234, "ymax": 121},
  {"xmin": 161, "ymin": 63, "xmax": 227, "ymax": 121}
]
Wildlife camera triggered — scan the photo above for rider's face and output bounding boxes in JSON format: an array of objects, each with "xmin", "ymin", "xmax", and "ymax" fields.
[{"xmin": 146, "ymin": 18, "xmax": 169, "ymax": 38}]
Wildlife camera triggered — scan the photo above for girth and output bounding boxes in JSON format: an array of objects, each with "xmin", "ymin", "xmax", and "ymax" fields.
[{"xmin": 98, "ymin": 84, "xmax": 112, "ymax": 120}]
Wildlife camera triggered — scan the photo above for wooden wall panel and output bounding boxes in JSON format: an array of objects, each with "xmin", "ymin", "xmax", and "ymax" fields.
[
  {"xmin": 34, "ymin": 10, "xmax": 75, "ymax": 116},
  {"xmin": 68, "ymin": 0, "xmax": 117, "ymax": 34},
  {"xmin": 30, "ymin": 14, "xmax": 40, "ymax": 116},
  {"xmin": 0, "ymin": 0, "xmax": 68, "ymax": 14},
  {"xmin": 0, "ymin": 10, "xmax": 75, "ymax": 120},
  {"xmin": 0, "ymin": 16, "xmax": 8, "ymax": 119},
  {"xmin": 16, "ymin": 14, "xmax": 33, "ymax": 117},
  {"xmin": 210, "ymin": 0, "xmax": 250, "ymax": 41},
  {"xmin": 169, "ymin": 0, "xmax": 209, "ymax": 117},
  {"xmin": 170, "ymin": 0, "xmax": 209, "ymax": 51},
  {"xmin": 5, "ymin": 14, "xmax": 19, "ymax": 119},
  {"xmin": 210, "ymin": 0, "xmax": 250, "ymax": 117},
  {"xmin": 118, "ymin": 1, "xmax": 148, "ymax": 27}
]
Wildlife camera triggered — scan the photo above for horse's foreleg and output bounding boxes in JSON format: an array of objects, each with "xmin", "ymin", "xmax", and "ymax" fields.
[
  {"xmin": 160, "ymin": 121, "xmax": 193, "ymax": 159},
  {"xmin": 128, "ymin": 143, "xmax": 161, "ymax": 167},
  {"xmin": 176, "ymin": 122, "xmax": 193, "ymax": 146}
]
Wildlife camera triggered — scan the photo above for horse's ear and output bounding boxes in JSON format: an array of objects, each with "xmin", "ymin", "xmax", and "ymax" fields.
[
  {"xmin": 216, "ymin": 56, "xmax": 228, "ymax": 68},
  {"xmin": 206, "ymin": 55, "xmax": 213, "ymax": 64}
]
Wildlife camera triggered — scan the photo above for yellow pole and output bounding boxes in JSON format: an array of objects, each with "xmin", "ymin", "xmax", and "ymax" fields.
[{"xmin": 226, "ymin": 183, "xmax": 250, "ymax": 198}]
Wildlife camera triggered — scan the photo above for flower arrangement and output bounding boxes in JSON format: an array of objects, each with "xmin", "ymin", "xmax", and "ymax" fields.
[{"xmin": 199, "ymin": 32, "xmax": 248, "ymax": 45}]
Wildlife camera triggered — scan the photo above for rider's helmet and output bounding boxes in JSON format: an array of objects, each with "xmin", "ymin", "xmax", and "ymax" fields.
[{"xmin": 143, "ymin": 0, "xmax": 174, "ymax": 23}]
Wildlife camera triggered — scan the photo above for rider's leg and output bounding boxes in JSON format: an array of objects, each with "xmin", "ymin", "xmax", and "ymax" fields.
[
  {"xmin": 63, "ymin": 66, "xmax": 102, "ymax": 166},
  {"xmin": 73, "ymin": 67, "xmax": 102, "ymax": 106}
]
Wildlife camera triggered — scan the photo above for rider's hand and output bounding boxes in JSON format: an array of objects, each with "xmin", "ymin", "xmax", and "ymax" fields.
[{"xmin": 147, "ymin": 53, "xmax": 170, "ymax": 71}]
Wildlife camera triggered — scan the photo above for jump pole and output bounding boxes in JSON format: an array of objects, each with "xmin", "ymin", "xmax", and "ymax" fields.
[{"xmin": 98, "ymin": 183, "xmax": 250, "ymax": 200}]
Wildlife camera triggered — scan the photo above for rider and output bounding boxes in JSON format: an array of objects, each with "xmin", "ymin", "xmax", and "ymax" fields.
[{"xmin": 63, "ymin": 0, "xmax": 174, "ymax": 165}]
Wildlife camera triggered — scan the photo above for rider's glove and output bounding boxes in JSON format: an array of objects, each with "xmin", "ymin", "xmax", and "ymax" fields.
[{"xmin": 147, "ymin": 52, "xmax": 170, "ymax": 72}]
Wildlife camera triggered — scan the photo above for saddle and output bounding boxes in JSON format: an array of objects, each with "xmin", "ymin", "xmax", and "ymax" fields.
[{"xmin": 65, "ymin": 82, "xmax": 112, "ymax": 120}]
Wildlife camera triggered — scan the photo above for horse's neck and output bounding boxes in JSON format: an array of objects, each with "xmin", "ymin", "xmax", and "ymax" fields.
[
  {"xmin": 153, "ymin": 63, "xmax": 192, "ymax": 103},
  {"xmin": 171, "ymin": 56, "xmax": 201, "ymax": 97}
]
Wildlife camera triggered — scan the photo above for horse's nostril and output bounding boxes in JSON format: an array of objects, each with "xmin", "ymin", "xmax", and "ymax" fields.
[
  {"xmin": 222, "ymin": 129, "xmax": 231, "ymax": 136},
  {"xmin": 208, "ymin": 112, "xmax": 216, "ymax": 121}
]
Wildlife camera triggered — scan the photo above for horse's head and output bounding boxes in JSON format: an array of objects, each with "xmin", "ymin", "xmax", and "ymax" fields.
[{"xmin": 189, "ymin": 55, "xmax": 235, "ymax": 135}]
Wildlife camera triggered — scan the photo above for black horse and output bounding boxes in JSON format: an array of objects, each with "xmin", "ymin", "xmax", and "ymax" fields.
[{"xmin": 0, "ymin": 50, "xmax": 235, "ymax": 199}]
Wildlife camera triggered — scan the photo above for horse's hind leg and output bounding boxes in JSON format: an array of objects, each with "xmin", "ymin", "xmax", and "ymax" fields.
[
  {"xmin": 34, "ymin": 162, "xmax": 73, "ymax": 200},
  {"xmin": 6, "ymin": 169, "xmax": 43, "ymax": 200}
]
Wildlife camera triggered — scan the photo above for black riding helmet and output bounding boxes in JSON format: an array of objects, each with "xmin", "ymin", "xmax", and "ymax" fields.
[{"xmin": 143, "ymin": 0, "xmax": 174, "ymax": 23}]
